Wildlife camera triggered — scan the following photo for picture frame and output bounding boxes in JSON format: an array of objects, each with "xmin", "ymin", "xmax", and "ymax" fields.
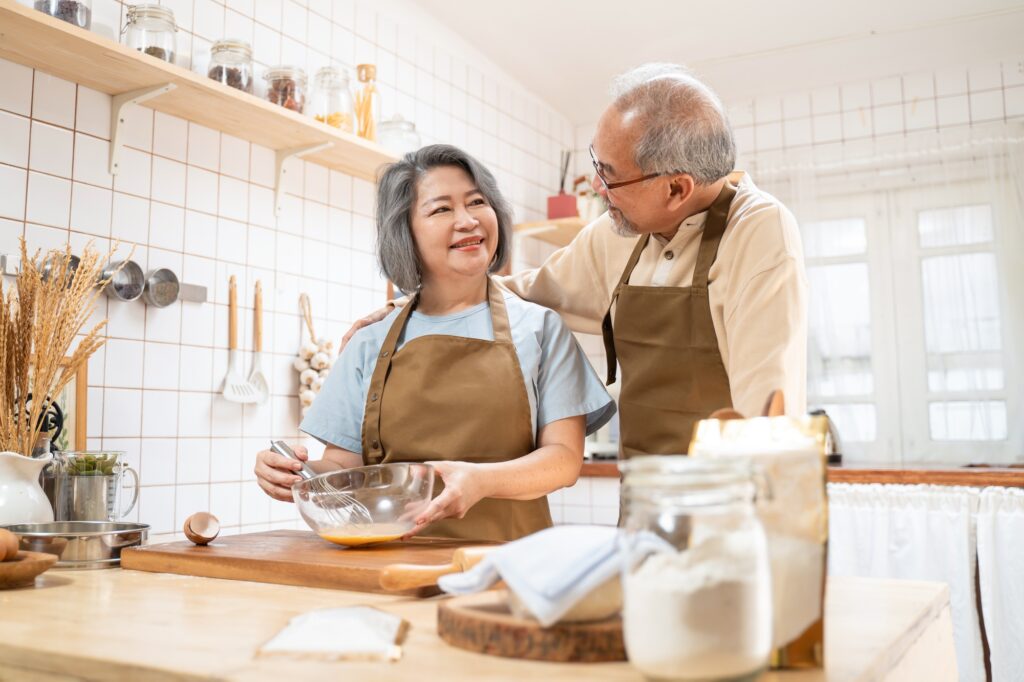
[{"xmin": 52, "ymin": 357, "xmax": 87, "ymax": 452}]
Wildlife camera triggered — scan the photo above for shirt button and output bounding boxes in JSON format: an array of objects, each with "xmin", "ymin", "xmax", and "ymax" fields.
[
  {"xmin": 380, "ymin": 351, "xmax": 389, "ymax": 358},
  {"xmin": 664, "ymin": 251, "xmax": 675, "ymax": 260},
  {"xmin": 371, "ymin": 440, "xmax": 379, "ymax": 449},
  {"xmin": 371, "ymin": 392, "xmax": 379, "ymax": 401}
]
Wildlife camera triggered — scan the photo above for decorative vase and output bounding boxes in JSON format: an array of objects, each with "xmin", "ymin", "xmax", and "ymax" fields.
[{"xmin": 0, "ymin": 451, "xmax": 55, "ymax": 525}]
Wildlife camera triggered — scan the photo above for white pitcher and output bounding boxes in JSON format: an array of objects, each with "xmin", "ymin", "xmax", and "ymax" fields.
[{"xmin": 0, "ymin": 451, "xmax": 55, "ymax": 525}]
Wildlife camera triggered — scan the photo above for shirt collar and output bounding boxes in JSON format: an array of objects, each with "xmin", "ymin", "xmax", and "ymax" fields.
[{"xmin": 652, "ymin": 210, "xmax": 709, "ymax": 245}]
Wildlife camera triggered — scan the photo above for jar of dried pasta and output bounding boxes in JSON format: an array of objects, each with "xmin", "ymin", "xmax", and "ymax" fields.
[{"xmin": 308, "ymin": 66, "xmax": 354, "ymax": 132}]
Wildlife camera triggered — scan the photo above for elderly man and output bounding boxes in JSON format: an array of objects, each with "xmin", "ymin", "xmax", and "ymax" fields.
[{"xmin": 349, "ymin": 63, "xmax": 807, "ymax": 459}]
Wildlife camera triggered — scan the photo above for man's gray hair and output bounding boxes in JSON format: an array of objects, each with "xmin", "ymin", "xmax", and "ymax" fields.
[
  {"xmin": 610, "ymin": 63, "xmax": 735, "ymax": 185},
  {"xmin": 375, "ymin": 144, "xmax": 513, "ymax": 293}
]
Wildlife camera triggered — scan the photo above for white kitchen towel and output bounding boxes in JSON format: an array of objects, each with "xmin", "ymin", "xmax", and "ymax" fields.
[{"xmin": 438, "ymin": 524, "xmax": 670, "ymax": 626}]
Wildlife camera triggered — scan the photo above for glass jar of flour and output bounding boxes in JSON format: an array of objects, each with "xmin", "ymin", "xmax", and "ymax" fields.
[{"xmin": 619, "ymin": 457, "xmax": 772, "ymax": 682}]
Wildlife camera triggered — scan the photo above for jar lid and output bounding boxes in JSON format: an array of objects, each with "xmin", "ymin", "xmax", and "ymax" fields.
[
  {"xmin": 357, "ymin": 63, "xmax": 377, "ymax": 82},
  {"xmin": 314, "ymin": 65, "xmax": 349, "ymax": 84},
  {"xmin": 379, "ymin": 114, "xmax": 415, "ymax": 132},
  {"xmin": 620, "ymin": 456, "xmax": 753, "ymax": 491},
  {"xmin": 126, "ymin": 3, "xmax": 176, "ymax": 26},
  {"xmin": 264, "ymin": 65, "xmax": 307, "ymax": 82},
  {"xmin": 210, "ymin": 39, "xmax": 253, "ymax": 57}
]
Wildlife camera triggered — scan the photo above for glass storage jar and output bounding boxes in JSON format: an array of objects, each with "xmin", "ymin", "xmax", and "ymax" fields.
[
  {"xmin": 264, "ymin": 65, "xmax": 307, "ymax": 113},
  {"xmin": 34, "ymin": 0, "xmax": 92, "ymax": 29},
  {"xmin": 308, "ymin": 66, "xmax": 354, "ymax": 132},
  {"xmin": 123, "ymin": 4, "xmax": 177, "ymax": 64},
  {"xmin": 208, "ymin": 39, "xmax": 253, "ymax": 94},
  {"xmin": 619, "ymin": 456, "xmax": 772, "ymax": 682},
  {"xmin": 377, "ymin": 115, "xmax": 421, "ymax": 156}
]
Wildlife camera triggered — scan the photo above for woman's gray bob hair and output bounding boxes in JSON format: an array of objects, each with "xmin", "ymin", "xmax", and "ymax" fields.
[{"xmin": 375, "ymin": 144, "xmax": 513, "ymax": 293}]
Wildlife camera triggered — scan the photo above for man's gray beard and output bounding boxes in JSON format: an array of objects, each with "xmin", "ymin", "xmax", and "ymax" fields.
[{"xmin": 608, "ymin": 207, "xmax": 640, "ymax": 237}]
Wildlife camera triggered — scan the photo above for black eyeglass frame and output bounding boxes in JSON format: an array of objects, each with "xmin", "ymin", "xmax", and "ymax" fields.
[{"xmin": 589, "ymin": 145, "xmax": 680, "ymax": 191}]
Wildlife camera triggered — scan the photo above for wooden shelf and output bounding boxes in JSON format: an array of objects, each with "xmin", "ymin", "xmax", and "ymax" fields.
[
  {"xmin": 513, "ymin": 217, "xmax": 586, "ymax": 247},
  {"xmin": 0, "ymin": 0, "xmax": 397, "ymax": 181}
]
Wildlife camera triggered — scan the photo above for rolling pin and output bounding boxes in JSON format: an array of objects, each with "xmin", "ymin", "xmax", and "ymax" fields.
[{"xmin": 379, "ymin": 546, "xmax": 493, "ymax": 591}]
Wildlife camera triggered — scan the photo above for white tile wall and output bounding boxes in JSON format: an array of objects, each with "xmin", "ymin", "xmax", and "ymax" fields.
[{"xmin": 2, "ymin": 0, "xmax": 573, "ymax": 540}]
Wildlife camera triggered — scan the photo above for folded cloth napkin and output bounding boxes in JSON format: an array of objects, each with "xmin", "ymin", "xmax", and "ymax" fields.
[
  {"xmin": 438, "ymin": 525, "xmax": 671, "ymax": 627},
  {"xmin": 258, "ymin": 606, "xmax": 409, "ymax": 661}
]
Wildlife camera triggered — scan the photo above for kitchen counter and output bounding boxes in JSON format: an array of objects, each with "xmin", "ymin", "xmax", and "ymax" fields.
[
  {"xmin": 0, "ymin": 569, "xmax": 956, "ymax": 681},
  {"xmin": 582, "ymin": 459, "xmax": 1024, "ymax": 487}
]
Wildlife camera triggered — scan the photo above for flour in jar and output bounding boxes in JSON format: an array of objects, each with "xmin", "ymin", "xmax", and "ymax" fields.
[{"xmin": 623, "ymin": 531, "xmax": 772, "ymax": 680}]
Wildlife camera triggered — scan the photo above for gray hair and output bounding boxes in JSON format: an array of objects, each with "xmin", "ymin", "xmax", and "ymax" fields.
[
  {"xmin": 375, "ymin": 144, "xmax": 513, "ymax": 293},
  {"xmin": 609, "ymin": 63, "xmax": 735, "ymax": 184}
]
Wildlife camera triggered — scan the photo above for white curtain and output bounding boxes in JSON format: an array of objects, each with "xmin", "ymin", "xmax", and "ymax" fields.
[
  {"xmin": 753, "ymin": 122, "xmax": 1024, "ymax": 465},
  {"xmin": 827, "ymin": 482, "xmax": 984, "ymax": 682},
  {"xmin": 977, "ymin": 486, "xmax": 1024, "ymax": 681}
]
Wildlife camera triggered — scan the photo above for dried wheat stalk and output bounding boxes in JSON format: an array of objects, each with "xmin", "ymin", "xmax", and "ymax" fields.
[{"xmin": 0, "ymin": 238, "xmax": 123, "ymax": 456}]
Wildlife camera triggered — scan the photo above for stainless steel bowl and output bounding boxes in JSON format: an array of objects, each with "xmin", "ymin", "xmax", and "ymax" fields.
[
  {"xmin": 142, "ymin": 268, "xmax": 180, "ymax": 307},
  {"xmin": 2, "ymin": 521, "xmax": 149, "ymax": 569}
]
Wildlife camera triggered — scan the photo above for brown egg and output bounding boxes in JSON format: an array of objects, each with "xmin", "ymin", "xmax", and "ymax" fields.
[
  {"xmin": 183, "ymin": 512, "xmax": 221, "ymax": 545},
  {"xmin": 0, "ymin": 529, "xmax": 20, "ymax": 561}
]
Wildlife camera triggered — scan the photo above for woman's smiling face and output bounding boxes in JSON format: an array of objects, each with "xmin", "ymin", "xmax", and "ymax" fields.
[{"xmin": 410, "ymin": 165, "xmax": 499, "ymax": 285}]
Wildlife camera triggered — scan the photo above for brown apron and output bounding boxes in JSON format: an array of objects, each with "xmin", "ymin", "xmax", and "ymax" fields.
[
  {"xmin": 361, "ymin": 278, "xmax": 553, "ymax": 541},
  {"xmin": 602, "ymin": 182, "xmax": 737, "ymax": 458}
]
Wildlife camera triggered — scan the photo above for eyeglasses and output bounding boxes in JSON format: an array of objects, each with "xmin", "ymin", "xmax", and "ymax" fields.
[{"xmin": 589, "ymin": 145, "xmax": 671, "ymax": 191}]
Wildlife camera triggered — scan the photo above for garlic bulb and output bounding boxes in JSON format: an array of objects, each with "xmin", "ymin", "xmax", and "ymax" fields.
[
  {"xmin": 317, "ymin": 337, "xmax": 334, "ymax": 354},
  {"xmin": 300, "ymin": 368, "xmax": 318, "ymax": 386},
  {"xmin": 300, "ymin": 341, "xmax": 319, "ymax": 360},
  {"xmin": 311, "ymin": 376, "xmax": 325, "ymax": 392},
  {"xmin": 299, "ymin": 388, "xmax": 317, "ymax": 406},
  {"xmin": 293, "ymin": 357, "xmax": 311, "ymax": 372},
  {"xmin": 310, "ymin": 352, "xmax": 330, "ymax": 370}
]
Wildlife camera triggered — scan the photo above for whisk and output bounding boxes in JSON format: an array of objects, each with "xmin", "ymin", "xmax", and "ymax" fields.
[{"xmin": 270, "ymin": 441, "xmax": 374, "ymax": 526}]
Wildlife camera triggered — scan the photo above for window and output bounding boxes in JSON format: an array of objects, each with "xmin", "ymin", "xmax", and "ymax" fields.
[{"xmin": 797, "ymin": 184, "xmax": 1022, "ymax": 465}]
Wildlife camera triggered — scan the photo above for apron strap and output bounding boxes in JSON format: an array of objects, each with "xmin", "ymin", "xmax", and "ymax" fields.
[
  {"xmin": 691, "ymin": 181, "xmax": 737, "ymax": 290},
  {"xmin": 361, "ymin": 291, "xmax": 418, "ymax": 461},
  {"xmin": 486, "ymin": 277, "xmax": 514, "ymax": 344},
  {"xmin": 602, "ymin": 234, "xmax": 650, "ymax": 385}
]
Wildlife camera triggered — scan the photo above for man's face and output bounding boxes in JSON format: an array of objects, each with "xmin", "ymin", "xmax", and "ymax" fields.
[{"xmin": 590, "ymin": 107, "xmax": 671, "ymax": 237}]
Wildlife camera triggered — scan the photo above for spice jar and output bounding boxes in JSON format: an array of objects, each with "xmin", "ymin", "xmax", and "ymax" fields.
[
  {"xmin": 264, "ymin": 65, "xmax": 307, "ymax": 113},
  {"xmin": 377, "ymin": 115, "xmax": 421, "ymax": 156},
  {"xmin": 308, "ymin": 66, "xmax": 354, "ymax": 132},
  {"xmin": 207, "ymin": 39, "xmax": 254, "ymax": 94},
  {"xmin": 123, "ymin": 4, "xmax": 177, "ymax": 64},
  {"xmin": 619, "ymin": 457, "xmax": 772, "ymax": 681},
  {"xmin": 34, "ymin": 0, "xmax": 91, "ymax": 29}
]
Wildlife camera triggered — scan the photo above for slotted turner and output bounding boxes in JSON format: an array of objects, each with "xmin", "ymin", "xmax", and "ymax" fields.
[
  {"xmin": 222, "ymin": 275, "xmax": 258, "ymax": 403},
  {"xmin": 247, "ymin": 279, "xmax": 270, "ymax": 405}
]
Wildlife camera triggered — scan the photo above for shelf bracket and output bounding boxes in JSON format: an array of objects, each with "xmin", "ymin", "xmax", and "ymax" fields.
[
  {"xmin": 109, "ymin": 83, "xmax": 177, "ymax": 176},
  {"xmin": 274, "ymin": 142, "xmax": 334, "ymax": 216}
]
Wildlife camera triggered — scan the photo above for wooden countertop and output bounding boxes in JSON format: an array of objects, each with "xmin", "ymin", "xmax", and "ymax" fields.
[
  {"xmin": 0, "ymin": 569, "xmax": 955, "ymax": 681},
  {"xmin": 581, "ymin": 459, "xmax": 1024, "ymax": 487}
]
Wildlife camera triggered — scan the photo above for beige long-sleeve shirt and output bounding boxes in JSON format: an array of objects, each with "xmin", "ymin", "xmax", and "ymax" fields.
[{"xmin": 500, "ymin": 171, "xmax": 808, "ymax": 419}]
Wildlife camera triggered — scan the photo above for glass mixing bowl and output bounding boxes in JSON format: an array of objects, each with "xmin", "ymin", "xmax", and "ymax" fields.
[{"xmin": 292, "ymin": 463, "xmax": 434, "ymax": 547}]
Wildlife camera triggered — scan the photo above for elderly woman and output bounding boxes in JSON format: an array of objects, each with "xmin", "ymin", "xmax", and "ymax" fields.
[{"xmin": 255, "ymin": 144, "xmax": 614, "ymax": 542}]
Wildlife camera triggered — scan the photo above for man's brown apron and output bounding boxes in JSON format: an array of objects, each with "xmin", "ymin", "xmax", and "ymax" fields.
[
  {"xmin": 602, "ymin": 182, "xmax": 737, "ymax": 458},
  {"xmin": 361, "ymin": 278, "xmax": 552, "ymax": 541}
]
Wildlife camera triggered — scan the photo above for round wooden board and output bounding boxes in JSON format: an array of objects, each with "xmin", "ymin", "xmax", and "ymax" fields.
[
  {"xmin": 0, "ymin": 551, "xmax": 58, "ymax": 589},
  {"xmin": 437, "ymin": 590, "xmax": 625, "ymax": 663}
]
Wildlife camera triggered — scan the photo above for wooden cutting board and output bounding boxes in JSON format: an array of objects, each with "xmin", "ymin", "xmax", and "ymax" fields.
[
  {"xmin": 437, "ymin": 590, "xmax": 626, "ymax": 663},
  {"xmin": 120, "ymin": 530, "xmax": 496, "ymax": 597}
]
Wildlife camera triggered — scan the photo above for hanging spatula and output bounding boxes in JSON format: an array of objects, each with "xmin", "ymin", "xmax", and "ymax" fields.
[
  {"xmin": 222, "ymin": 275, "xmax": 257, "ymax": 403},
  {"xmin": 247, "ymin": 279, "xmax": 270, "ymax": 405}
]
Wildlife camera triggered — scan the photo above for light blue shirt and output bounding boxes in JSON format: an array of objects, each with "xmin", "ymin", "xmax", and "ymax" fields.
[{"xmin": 301, "ymin": 290, "xmax": 616, "ymax": 456}]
